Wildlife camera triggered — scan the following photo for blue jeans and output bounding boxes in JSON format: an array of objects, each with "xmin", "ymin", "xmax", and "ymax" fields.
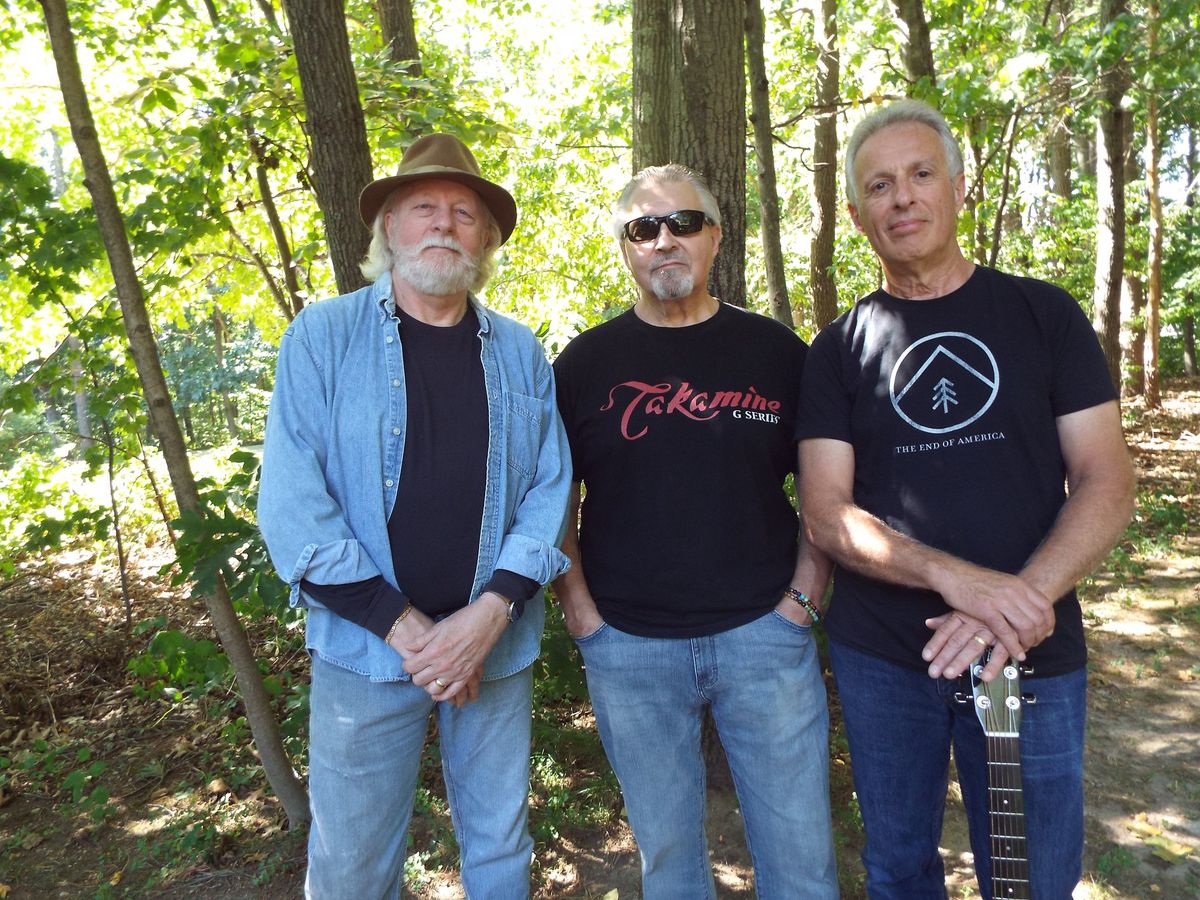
[
  {"xmin": 828, "ymin": 640, "xmax": 1085, "ymax": 900},
  {"xmin": 305, "ymin": 653, "xmax": 534, "ymax": 899},
  {"xmin": 576, "ymin": 611, "xmax": 839, "ymax": 900}
]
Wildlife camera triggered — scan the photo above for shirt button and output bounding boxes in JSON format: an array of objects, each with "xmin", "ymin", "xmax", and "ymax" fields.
[
  {"xmin": 385, "ymin": 479, "xmax": 394, "ymax": 487},
  {"xmin": 386, "ymin": 335, "xmax": 394, "ymax": 344},
  {"xmin": 392, "ymin": 427, "xmax": 401, "ymax": 435},
  {"xmin": 392, "ymin": 379, "xmax": 401, "ymax": 387}
]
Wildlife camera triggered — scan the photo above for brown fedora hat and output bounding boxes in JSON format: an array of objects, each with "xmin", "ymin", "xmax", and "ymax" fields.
[{"xmin": 358, "ymin": 134, "xmax": 518, "ymax": 244}]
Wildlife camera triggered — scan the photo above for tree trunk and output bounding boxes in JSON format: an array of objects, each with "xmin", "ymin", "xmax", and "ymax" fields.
[
  {"xmin": 1046, "ymin": 0, "xmax": 1073, "ymax": 199},
  {"xmin": 377, "ymin": 0, "xmax": 421, "ymax": 74},
  {"xmin": 632, "ymin": 0, "xmax": 746, "ymax": 308},
  {"xmin": 966, "ymin": 128, "xmax": 987, "ymax": 265},
  {"xmin": 1122, "ymin": 274, "xmax": 1145, "ymax": 396},
  {"xmin": 40, "ymin": 0, "xmax": 310, "ymax": 828},
  {"xmin": 68, "ymin": 335, "xmax": 94, "ymax": 451},
  {"xmin": 212, "ymin": 308, "xmax": 242, "ymax": 443},
  {"xmin": 986, "ymin": 111, "xmax": 1019, "ymax": 269},
  {"xmin": 1143, "ymin": 0, "xmax": 1162, "ymax": 409},
  {"xmin": 1091, "ymin": 0, "xmax": 1127, "ymax": 391},
  {"xmin": 250, "ymin": 131, "xmax": 306, "ymax": 319},
  {"xmin": 1121, "ymin": 113, "xmax": 1144, "ymax": 397},
  {"xmin": 281, "ymin": 0, "xmax": 374, "ymax": 296},
  {"xmin": 745, "ymin": 0, "xmax": 792, "ymax": 327},
  {"xmin": 1184, "ymin": 317, "xmax": 1197, "ymax": 378},
  {"xmin": 810, "ymin": 0, "xmax": 840, "ymax": 331},
  {"xmin": 1184, "ymin": 128, "xmax": 1198, "ymax": 378},
  {"xmin": 1075, "ymin": 130, "xmax": 1096, "ymax": 182},
  {"xmin": 890, "ymin": 0, "xmax": 936, "ymax": 86}
]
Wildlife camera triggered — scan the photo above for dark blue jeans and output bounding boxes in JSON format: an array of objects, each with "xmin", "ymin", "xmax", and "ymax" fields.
[{"xmin": 829, "ymin": 640, "xmax": 1085, "ymax": 900}]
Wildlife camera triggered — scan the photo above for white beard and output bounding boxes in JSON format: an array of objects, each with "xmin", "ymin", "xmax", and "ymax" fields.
[
  {"xmin": 649, "ymin": 263, "xmax": 695, "ymax": 301},
  {"xmin": 392, "ymin": 236, "xmax": 480, "ymax": 296}
]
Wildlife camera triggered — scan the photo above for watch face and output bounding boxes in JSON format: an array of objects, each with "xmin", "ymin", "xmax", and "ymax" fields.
[{"xmin": 507, "ymin": 599, "xmax": 520, "ymax": 623}]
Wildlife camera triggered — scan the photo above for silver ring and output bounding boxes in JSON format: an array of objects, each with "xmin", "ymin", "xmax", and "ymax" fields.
[
  {"xmin": 971, "ymin": 634, "xmax": 989, "ymax": 647},
  {"xmin": 435, "ymin": 678, "xmax": 449, "ymax": 689}
]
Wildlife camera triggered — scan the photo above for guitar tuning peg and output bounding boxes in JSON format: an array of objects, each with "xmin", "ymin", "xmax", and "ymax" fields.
[
  {"xmin": 1019, "ymin": 664, "xmax": 1035, "ymax": 677},
  {"xmin": 1021, "ymin": 692, "xmax": 1037, "ymax": 704},
  {"xmin": 954, "ymin": 692, "xmax": 972, "ymax": 704}
]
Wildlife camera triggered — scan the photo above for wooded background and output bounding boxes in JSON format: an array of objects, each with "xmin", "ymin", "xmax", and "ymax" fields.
[{"xmin": 2, "ymin": 0, "xmax": 1198, "ymax": 829}]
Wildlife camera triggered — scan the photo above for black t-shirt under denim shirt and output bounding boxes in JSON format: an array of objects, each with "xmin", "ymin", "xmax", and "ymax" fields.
[{"xmin": 302, "ymin": 305, "xmax": 536, "ymax": 638}]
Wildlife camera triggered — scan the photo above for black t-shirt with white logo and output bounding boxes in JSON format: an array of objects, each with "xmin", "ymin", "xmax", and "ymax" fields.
[
  {"xmin": 797, "ymin": 266, "xmax": 1117, "ymax": 676},
  {"xmin": 555, "ymin": 303, "xmax": 807, "ymax": 638}
]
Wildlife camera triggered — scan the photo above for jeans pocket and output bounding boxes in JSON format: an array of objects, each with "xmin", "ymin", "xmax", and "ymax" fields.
[
  {"xmin": 572, "ymin": 621, "xmax": 609, "ymax": 645},
  {"xmin": 769, "ymin": 609, "xmax": 814, "ymax": 635}
]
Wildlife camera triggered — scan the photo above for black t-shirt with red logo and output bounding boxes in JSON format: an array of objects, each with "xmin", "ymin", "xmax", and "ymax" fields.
[
  {"xmin": 554, "ymin": 303, "xmax": 807, "ymax": 638},
  {"xmin": 796, "ymin": 266, "xmax": 1117, "ymax": 677}
]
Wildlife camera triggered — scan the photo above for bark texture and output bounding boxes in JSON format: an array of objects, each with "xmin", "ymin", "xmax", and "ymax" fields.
[
  {"xmin": 281, "ymin": 0, "xmax": 374, "ymax": 296},
  {"xmin": 745, "ymin": 0, "xmax": 792, "ymax": 327},
  {"xmin": 809, "ymin": 0, "xmax": 840, "ymax": 331},
  {"xmin": 890, "ymin": 0, "xmax": 936, "ymax": 85},
  {"xmin": 377, "ymin": 0, "xmax": 421, "ymax": 73},
  {"xmin": 632, "ymin": 0, "xmax": 746, "ymax": 307},
  {"xmin": 1091, "ymin": 0, "xmax": 1128, "ymax": 391}
]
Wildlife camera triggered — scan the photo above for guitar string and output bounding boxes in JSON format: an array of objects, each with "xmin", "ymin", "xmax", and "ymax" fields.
[{"xmin": 984, "ymin": 678, "xmax": 1028, "ymax": 897}]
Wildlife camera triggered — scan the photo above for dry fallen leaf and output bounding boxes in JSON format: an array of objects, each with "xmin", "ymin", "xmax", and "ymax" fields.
[
  {"xmin": 1129, "ymin": 813, "xmax": 1163, "ymax": 838},
  {"xmin": 1144, "ymin": 836, "xmax": 1194, "ymax": 864},
  {"xmin": 0, "ymin": 883, "xmax": 11, "ymax": 898}
]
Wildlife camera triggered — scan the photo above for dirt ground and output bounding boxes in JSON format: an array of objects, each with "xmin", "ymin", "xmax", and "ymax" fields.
[{"xmin": 1, "ymin": 381, "xmax": 1197, "ymax": 899}]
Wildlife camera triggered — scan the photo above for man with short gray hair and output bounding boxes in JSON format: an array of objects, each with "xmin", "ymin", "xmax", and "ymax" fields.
[
  {"xmin": 259, "ymin": 133, "xmax": 571, "ymax": 898},
  {"xmin": 553, "ymin": 163, "xmax": 839, "ymax": 899},
  {"xmin": 799, "ymin": 98, "xmax": 1134, "ymax": 899}
]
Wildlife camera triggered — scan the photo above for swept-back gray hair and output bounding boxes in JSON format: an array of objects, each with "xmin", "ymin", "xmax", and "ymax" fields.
[
  {"xmin": 844, "ymin": 99, "xmax": 965, "ymax": 208},
  {"xmin": 608, "ymin": 163, "xmax": 722, "ymax": 241},
  {"xmin": 359, "ymin": 183, "xmax": 503, "ymax": 290}
]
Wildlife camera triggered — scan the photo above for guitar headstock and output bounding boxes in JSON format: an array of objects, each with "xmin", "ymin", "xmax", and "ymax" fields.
[{"xmin": 970, "ymin": 650, "xmax": 1024, "ymax": 737}]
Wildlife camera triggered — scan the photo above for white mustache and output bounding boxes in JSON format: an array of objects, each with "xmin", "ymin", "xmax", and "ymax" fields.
[{"xmin": 418, "ymin": 236, "xmax": 466, "ymax": 253}]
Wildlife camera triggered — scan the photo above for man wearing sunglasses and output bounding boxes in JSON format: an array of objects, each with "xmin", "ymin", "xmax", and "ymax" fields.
[{"xmin": 552, "ymin": 164, "xmax": 839, "ymax": 898}]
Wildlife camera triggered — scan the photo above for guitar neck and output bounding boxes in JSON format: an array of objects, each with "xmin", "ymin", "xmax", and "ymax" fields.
[{"xmin": 986, "ymin": 733, "xmax": 1029, "ymax": 900}]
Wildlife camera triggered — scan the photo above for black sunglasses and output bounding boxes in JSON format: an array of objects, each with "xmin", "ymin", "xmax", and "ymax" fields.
[{"xmin": 621, "ymin": 209, "xmax": 713, "ymax": 243}]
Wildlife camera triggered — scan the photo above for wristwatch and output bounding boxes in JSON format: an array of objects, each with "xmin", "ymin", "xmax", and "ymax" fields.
[{"xmin": 493, "ymin": 593, "xmax": 522, "ymax": 624}]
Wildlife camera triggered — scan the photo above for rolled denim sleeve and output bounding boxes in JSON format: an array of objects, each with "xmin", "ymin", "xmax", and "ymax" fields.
[
  {"xmin": 493, "ymin": 348, "xmax": 572, "ymax": 586},
  {"xmin": 258, "ymin": 320, "xmax": 384, "ymax": 607}
]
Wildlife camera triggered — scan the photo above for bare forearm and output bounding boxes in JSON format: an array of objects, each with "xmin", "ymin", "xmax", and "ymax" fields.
[
  {"xmin": 551, "ymin": 483, "xmax": 603, "ymax": 635},
  {"xmin": 803, "ymin": 499, "xmax": 1053, "ymax": 660},
  {"xmin": 804, "ymin": 501, "xmax": 965, "ymax": 595},
  {"xmin": 788, "ymin": 530, "xmax": 835, "ymax": 606},
  {"xmin": 1020, "ymin": 472, "xmax": 1135, "ymax": 602}
]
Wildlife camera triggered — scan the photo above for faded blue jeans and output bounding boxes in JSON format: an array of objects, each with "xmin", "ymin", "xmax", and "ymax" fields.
[
  {"xmin": 305, "ymin": 653, "xmax": 534, "ymax": 899},
  {"xmin": 829, "ymin": 639, "xmax": 1085, "ymax": 900},
  {"xmin": 576, "ymin": 611, "xmax": 839, "ymax": 900}
]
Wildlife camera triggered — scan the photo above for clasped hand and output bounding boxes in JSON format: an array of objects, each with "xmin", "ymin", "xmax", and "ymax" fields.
[
  {"xmin": 923, "ymin": 566, "xmax": 1054, "ymax": 682},
  {"xmin": 387, "ymin": 595, "xmax": 509, "ymax": 707}
]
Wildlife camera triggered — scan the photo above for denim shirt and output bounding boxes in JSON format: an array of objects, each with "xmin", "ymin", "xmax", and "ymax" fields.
[{"xmin": 258, "ymin": 275, "xmax": 572, "ymax": 681}]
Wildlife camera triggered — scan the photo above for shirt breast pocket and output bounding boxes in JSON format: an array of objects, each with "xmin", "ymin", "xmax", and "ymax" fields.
[{"xmin": 504, "ymin": 391, "xmax": 543, "ymax": 480}]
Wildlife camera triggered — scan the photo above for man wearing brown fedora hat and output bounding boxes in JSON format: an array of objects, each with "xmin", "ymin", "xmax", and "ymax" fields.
[{"xmin": 259, "ymin": 133, "xmax": 571, "ymax": 898}]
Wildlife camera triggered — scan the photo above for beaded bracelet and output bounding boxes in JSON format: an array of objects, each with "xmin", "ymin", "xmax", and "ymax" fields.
[
  {"xmin": 384, "ymin": 603, "xmax": 413, "ymax": 644},
  {"xmin": 783, "ymin": 586, "xmax": 822, "ymax": 624}
]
